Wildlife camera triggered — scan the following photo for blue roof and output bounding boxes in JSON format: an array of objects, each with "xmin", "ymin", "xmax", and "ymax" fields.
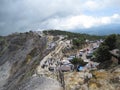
[{"xmin": 78, "ymin": 66, "xmax": 83, "ymax": 71}]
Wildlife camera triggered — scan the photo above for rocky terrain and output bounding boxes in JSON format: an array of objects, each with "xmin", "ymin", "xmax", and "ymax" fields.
[
  {"xmin": 64, "ymin": 65, "xmax": 120, "ymax": 90},
  {"xmin": 0, "ymin": 31, "xmax": 62, "ymax": 90},
  {"xmin": 0, "ymin": 31, "xmax": 120, "ymax": 90}
]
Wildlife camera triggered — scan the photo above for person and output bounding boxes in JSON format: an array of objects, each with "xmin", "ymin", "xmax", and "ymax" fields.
[
  {"xmin": 90, "ymin": 63, "xmax": 93, "ymax": 68},
  {"xmin": 87, "ymin": 49, "xmax": 89, "ymax": 51},
  {"xmin": 84, "ymin": 72, "xmax": 89, "ymax": 83},
  {"xmin": 41, "ymin": 64, "xmax": 45, "ymax": 68}
]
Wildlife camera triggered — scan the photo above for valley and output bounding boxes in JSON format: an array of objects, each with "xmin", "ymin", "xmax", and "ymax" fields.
[{"xmin": 0, "ymin": 30, "xmax": 120, "ymax": 90}]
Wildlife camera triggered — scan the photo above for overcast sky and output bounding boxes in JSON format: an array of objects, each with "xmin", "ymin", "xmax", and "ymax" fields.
[{"xmin": 0, "ymin": 0, "xmax": 120, "ymax": 35}]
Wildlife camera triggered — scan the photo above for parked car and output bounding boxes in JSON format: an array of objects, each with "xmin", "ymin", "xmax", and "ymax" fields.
[
  {"xmin": 79, "ymin": 52, "xmax": 83, "ymax": 57},
  {"xmin": 93, "ymin": 47, "xmax": 97, "ymax": 50},
  {"xmin": 68, "ymin": 55, "xmax": 76, "ymax": 61},
  {"xmin": 80, "ymin": 49, "xmax": 86, "ymax": 53},
  {"xmin": 49, "ymin": 66, "xmax": 55, "ymax": 71},
  {"xmin": 86, "ymin": 51, "xmax": 93, "ymax": 59},
  {"xmin": 69, "ymin": 55, "xmax": 76, "ymax": 58}
]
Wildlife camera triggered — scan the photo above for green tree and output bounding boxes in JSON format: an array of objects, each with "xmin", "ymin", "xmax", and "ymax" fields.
[
  {"xmin": 72, "ymin": 38, "xmax": 85, "ymax": 48},
  {"xmin": 72, "ymin": 39, "xmax": 80, "ymax": 47},
  {"xmin": 95, "ymin": 45, "xmax": 111, "ymax": 62},
  {"xmin": 70, "ymin": 58, "xmax": 87, "ymax": 70},
  {"xmin": 116, "ymin": 34, "xmax": 120, "ymax": 50},
  {"xmin": 104, "ymin": 34, "xmax": 117, "ymax": 50}
]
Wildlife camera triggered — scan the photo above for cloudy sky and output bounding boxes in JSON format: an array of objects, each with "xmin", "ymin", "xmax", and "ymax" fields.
[{"xmin": 0, "ymin": 0, "xmax": 120, "ymax": 35}]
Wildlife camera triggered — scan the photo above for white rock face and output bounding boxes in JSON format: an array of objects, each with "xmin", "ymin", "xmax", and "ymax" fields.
[
  {"xmin": 0, "ymin": 61, "xmax": 11, "ymax": 88},
  {"xmin": 18, "ymin": 76, "xmax": 62, "ymax": 90},
  {"xmin": 34, "ymin": 77, "xmax": 62, "ymax": 90}
]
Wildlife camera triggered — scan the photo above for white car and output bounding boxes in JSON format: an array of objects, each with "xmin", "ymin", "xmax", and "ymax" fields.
[
  {"xmin": 79, "ymin": 52, "xmax": 83, "ymax": 56},
  {"xmin": 80, "ymin": 49, "xmax": 84, "ymax": 52}
]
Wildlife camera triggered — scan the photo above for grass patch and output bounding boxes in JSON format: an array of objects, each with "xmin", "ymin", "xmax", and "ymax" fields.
[{"xmin": 92, "ymin": 71, "xmax": 108, "ymax": 79}]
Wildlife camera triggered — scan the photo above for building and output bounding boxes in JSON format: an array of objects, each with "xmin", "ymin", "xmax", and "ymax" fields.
[
  {"xmin": 110, "ymin": 49, "xmax": 120, "ymax": 64},
  {"xmin": 59, "ymin": 65, "xmax": 73, "ymax": 72}
]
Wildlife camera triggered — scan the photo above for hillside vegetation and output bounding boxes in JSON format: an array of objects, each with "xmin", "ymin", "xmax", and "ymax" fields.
[
  {"xmin": 43, "ymin": 30, "xmax": 105, "ymax": 49},
  {"xmin": 43, "ymin": 30, "xmax": 105, "ymax": 40},
  {"xmin": 94, "ymin": 34, "xmax": 120, "ymax": 69}
]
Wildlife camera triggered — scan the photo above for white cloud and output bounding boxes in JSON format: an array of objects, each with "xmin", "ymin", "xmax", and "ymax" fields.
[
  {"xmin": 83, "ymin": 0, "xmax": 120, "ymax": 11},
  {"xmin": 0, "ymin": 0, "xmax": 120, "ymax": 35},
  {"xmin": 84, "ymin": 0, "xmax": 100, "ymax": 10},
  {"xmin": 41, "ymin": 13, "xmax": 120, "ymax": 30},
  {"xmin": 101, "ymin": 17, "xmax": 111, "ymax": 24},
  {"xmin": 112, "ymin": 14, "xmax": 120, "ymax": 19}
]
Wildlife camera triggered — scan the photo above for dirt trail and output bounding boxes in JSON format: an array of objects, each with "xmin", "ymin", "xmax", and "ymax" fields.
[
  {"xmin": 40, "ymin": 40, "xmax": 65, "ymax": 67},
  {"xmin": 35, "ymin": 37, "xmax": 66, "ymax": 90}
]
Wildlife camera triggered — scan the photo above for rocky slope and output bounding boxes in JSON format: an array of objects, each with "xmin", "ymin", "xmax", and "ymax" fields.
[
  {"xmin": 63, "ymin": 65, "xmax": 120, "ymax": 90},
  {"xmin": 0, "ymin": 31, "xmax": 120, "ymax": 90},
  {"xmin": 0, "ymin": 31, "xmax": 61, "ymax": 90}
]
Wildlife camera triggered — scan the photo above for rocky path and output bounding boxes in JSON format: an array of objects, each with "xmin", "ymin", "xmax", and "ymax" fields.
[
  {"xmin": 40, "ymin": 39, "xmax": 65, "ymax": 68},
  {"xmin": 34, "ymin": 37, "xmax": 67, "ymax": 90}
]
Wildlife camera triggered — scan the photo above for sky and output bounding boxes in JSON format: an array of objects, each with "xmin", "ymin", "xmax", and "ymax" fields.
[{"xmin": 0, "ymin": 0, "xmax": 120, "ymax": 35}]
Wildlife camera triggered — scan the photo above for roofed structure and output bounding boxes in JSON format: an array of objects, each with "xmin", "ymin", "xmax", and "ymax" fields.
[{"xmin": 110, "ymin": 49, "xmax": 120, "ymax": 64}]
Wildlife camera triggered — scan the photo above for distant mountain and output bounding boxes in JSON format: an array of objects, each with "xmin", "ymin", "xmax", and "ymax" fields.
[{"xmin": 71, "ymin": 24, "xmax": 120, "ymax": 35}]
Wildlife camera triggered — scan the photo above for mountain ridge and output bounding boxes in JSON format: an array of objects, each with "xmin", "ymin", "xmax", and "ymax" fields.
[{"xmin": 71, "ymin": 24, "xmax": 120, "ymax": 35}]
